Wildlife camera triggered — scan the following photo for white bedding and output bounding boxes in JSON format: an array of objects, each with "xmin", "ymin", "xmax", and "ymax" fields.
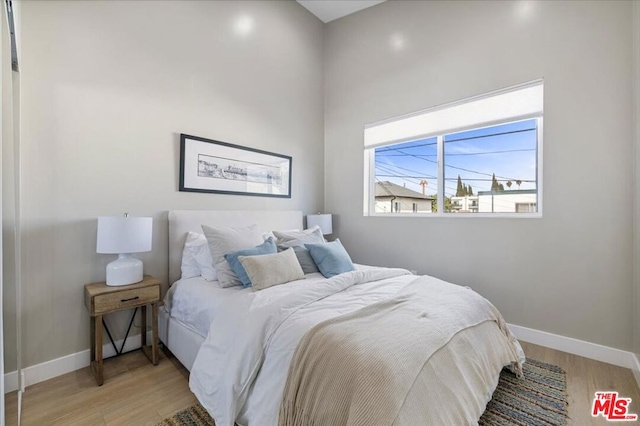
[
  {"xmin": 164, "ymin": 273, "xmax": 332, "ymax": 337},
  {"xmin": 164, "ymin": 276, "xmax": 248, "ymax": 337},
  {"xmin": 188, "ymin": 266, "xmax": 525, "ymax": 426}
]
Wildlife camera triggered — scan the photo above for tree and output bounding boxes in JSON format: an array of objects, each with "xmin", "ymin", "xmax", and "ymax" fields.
[
  {"xmin": 431, "ymin": 194, "xmax": 453, "ymax": 212},
  {"xmin": 490, "ymin": 173, "xmax": 505, "ymax": 192},
  {"xmin": 468, "ymin": 185, "xmax": 473, "ymax": 196},
  {"xmin": 456, "ymin": 175, "xmax": 464, "ymax": 197}
]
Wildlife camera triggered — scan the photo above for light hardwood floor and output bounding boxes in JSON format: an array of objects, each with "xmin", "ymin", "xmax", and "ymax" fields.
[
  {"xmin": 4, "ymin": 342, "xmax": 640, "ymax": 425},
  {"xmin": 4, "ymin": 349, "xmax": 197, "ymax": 426}
]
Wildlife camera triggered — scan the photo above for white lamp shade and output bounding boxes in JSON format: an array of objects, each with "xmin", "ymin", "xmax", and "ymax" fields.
[
  {"xmin": 96, "ymin": 216, "xmax": 153, "ymax": 254},
  {"xmin": 306, "ymin": 214, "xmax": 333, "ymax": 235}
]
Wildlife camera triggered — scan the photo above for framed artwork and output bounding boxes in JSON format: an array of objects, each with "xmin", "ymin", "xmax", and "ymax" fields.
[{"xmin": 179, "ymin": 134, "xmax": 292, "ymax": 198}]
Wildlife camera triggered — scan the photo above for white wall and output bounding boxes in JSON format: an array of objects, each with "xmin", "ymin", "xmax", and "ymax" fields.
[
  {"xmin": 325, "ymin": 0, "xmax": 634, "ymax": 350},
  {"xmin": 18, "ymin": 0, "xmax": 324, "ymax": 367}
]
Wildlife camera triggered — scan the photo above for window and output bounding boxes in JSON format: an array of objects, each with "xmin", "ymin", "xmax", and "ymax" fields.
[
  {"xmin": 364, "ymin": 81, "xmax": 543, "ymax": 216},
  {"xmin": 374, "ymin": 137, "xmax": 437, "ymax": 214}
]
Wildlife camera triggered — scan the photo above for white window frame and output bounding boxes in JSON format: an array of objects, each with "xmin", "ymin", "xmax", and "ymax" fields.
[{"xmin": 363, "ymin": 81, "xmax": 543, "ymax": 219}]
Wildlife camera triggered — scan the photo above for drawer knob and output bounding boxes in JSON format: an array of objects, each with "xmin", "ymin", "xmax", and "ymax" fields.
[{"xmin": 121, "ymin": 296, "xmax": 140, "ymax": 302}]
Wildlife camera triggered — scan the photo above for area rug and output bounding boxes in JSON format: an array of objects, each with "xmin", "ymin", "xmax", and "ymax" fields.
[
  {"xmin": 157, "ymin": 358, "xmax": 568, "ymax": 426},
  {"xmin": 479, "ymin": 358, "xmax": 568, "ymax": 425}
]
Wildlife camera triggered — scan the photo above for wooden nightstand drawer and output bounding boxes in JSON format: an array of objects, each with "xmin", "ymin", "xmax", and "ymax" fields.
[{"xmin": 93, "ymin": 285, "xmax": 159, "ymax": 315}]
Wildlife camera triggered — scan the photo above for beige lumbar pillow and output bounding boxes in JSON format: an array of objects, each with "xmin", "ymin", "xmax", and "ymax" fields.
[{"xmin": 239, "ymin": 248, "xmax": 305, "ymax": 291}]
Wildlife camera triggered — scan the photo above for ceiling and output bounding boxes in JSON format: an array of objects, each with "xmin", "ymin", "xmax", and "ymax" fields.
[{"xmin": 296, "ymin": 0, "xmax": 386, "ymax": 23}]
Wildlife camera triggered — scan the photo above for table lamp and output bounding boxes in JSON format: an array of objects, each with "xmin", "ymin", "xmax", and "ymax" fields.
[
  {"xmin": 96, "ymin": 214, "xmax": 153, "ymax": 286},
  {"xmin": 306, "ymin": 213, "xmax": 333, "ymax": 235}
]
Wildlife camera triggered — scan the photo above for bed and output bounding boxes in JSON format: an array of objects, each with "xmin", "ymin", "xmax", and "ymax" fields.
[
  {"xmin": 160, "ymin": 210, "xmax": 305, "ymax": 371},
  {"xmin": 160, "ymin": 210, "xmax": 525, "ymax": 426}
]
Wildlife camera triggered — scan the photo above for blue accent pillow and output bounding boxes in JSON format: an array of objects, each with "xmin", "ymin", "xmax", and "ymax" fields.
[
  {"xmin": 305, "ymin": 239, "xmax": 355, "ymax": 278},
  {"xmin": 224, "ymin": 237, "xmax": 277, "ymax": 287}
]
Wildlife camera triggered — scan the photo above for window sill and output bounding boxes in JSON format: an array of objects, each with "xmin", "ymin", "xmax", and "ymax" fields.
[{"xmin": 366, "ymin": 212, "xmax": 543, "ymax": 219}]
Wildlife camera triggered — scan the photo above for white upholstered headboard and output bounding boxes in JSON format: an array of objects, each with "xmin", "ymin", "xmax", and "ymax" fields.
[{"xmin": 168, "ymin": 210, "xmax": 303, "ymax": 285}]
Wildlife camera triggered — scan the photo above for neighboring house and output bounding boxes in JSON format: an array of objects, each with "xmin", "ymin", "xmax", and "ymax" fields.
[
  {"xmin": 451, "ymin": 195, "xmax": 479, "ymax": 213},
  {"xmin": 477, "ymin": 189, "xmax": 537, "ymax": 213},
  {"xmin": 375, "ymin": 181, "xmax": 434, "ymax": 213}
]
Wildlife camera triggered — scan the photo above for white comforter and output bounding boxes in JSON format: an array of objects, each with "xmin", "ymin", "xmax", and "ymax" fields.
[{"xmin": 189, "ymin": 266, "xmax": 524, "ymax": 426}]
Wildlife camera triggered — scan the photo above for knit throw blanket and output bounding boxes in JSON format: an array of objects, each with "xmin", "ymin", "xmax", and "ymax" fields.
[{"xmin": 279, "ymin": 277, "xmax": 522, "ymax": 426}]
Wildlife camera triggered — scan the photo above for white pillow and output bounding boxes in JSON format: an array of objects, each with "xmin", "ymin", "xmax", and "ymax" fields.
[
  {"xmin": 181, "ymin": 232, "xmax": 217, "ymax": 281},
  {"xmin": 273, "ymin": 226, "xmax": 324, "ymax": 248},
  {"xmin": 239, "ymin": 248, "xmax": 305, "ymax": 291},
  {"xmin": 263, "ymin": 229, "xmax": 299, "ymax": 241},
  {"xmin": 202, "ymin": 224, "xmax": 264, "ymax": 288}
]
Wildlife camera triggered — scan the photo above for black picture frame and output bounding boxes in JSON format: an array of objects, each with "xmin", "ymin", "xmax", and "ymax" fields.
[{"xmin": 179, "ymin": 134, "xmax": 292, "ymax": 198}]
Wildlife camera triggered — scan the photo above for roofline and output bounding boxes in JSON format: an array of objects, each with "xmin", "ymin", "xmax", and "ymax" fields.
[
  {"xmin": 375, "ymin": 195, "xmax": 435, "ymax": 201},
  {"xmin": 476, "ymin": 189, "xmax": 537, "ymax": 195}
]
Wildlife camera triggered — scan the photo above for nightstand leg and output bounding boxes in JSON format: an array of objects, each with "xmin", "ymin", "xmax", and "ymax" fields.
[
  {"xmin": 141, "ymin": 305, "xmax": 147, "ymax": 348},
  {"xmin": 94, "ymin": 314, "xmax": 104, "ymax": 386},
  {"xmin": 152, "ymin": 302, "xmax": 158, "ymax": 365},
  {"xmin": 90, "ymin": 316, "xmax": 95, "ymax": 364},
  {"xmin": 141, "ymin": 304, "xmax": 159, "ymax": 366}
]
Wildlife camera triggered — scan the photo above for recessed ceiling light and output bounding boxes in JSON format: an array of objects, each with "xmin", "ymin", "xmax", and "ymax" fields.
[
  {"xmin": 514, "ymin": 1, "xmax": 535, "ymax": 20},
  {"xmin": 234, "ymin": 15, "xmax": 255, "ymax": 37},
  {"xmin": 390, "ymin": 33, "xmax": 406, "ymax": 51}
]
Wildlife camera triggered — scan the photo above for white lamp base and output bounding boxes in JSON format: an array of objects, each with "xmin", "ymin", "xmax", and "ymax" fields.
[{"xmin": 106, "ymin": 254, "xmax": 144, "ymax": 286}]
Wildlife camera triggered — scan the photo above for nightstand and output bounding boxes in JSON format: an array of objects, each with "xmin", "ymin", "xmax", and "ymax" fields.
[{"xmin": 84, "ymin": 275, "xmax": 160, "ymax": 385}]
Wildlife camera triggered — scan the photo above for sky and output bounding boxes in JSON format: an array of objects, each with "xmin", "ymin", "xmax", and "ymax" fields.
[{"xmin": 374, "ymin": 118, "xmax": 538, "ymax": 198}]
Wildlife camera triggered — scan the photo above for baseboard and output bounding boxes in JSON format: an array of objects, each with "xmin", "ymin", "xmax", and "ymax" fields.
[
  {"xmin": 632, "ymin": 353, "xmax": 640, "ymax": 391},
  {"xmin": 3, "ymin": 370, "xmax": 18, "ymax": 393},
  {"xmin": 3, "ymin": 331, "xmax": 152, "ymax": 394},
  {"xmin": 5, "ymin": 325, "xmax": 639, "ymax": 394},
  {"xmin": 508, "ymin": 323, "xmax": 638, "ymax": 370}
]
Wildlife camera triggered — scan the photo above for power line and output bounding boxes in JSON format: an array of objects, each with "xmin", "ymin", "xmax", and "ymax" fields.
[
  {"xmin": 375, "ymin": 166, "xmax": 498, "ymax": 200},
  {"xmin": 374, "ymin": 127, "xmax": 536, "ymax": 155},
  {"xmin": 376, "ymin": 175, "xmax": 535, "ymax": 183},
  {"xmin": 445, "ymin": 148, "xmax": 535, "ymax": 156},
  {"xmin": 374, "ymin": 164, "xmax": 536, "ymax": 210},
  {"xmin": 444, "ymin": 127, "xmax": 536, "ymax": 144},
  {"xmin": 375, "ymin": 139, "xmax": 437, "ymax": 153},
  {"xmin": 374, "ymin": 178, "xmax": 531, "ymax": 212},
  {"xmin": 387, "ymin": 147, "xmax": 527, "ymax": 182},
  {"xmin": 377, "ymin": 175, "xmax": 431, "ymax": 179},
  {"xmin": 375, "ymin": 165, "xmax": 533, "ymax": 193},
  {"xmin": 376, "ymin": 147, "xmax": 536, "ymax": 157},
  {"xmin": 372, "ymin": 126, "xmax": 537, "ymax": 182},
  {"xmin": 375, "ymin": 166, "xmax": 440, "ymax": 194},
  {"xmin": 376, "ymin": 160, "xmax": 534, "ymax": 188},
  {"xmin": 375, "ymin": 160, "xmax": 437, "ymax": 179},
  {"xmin": 376, "ymin": 175, "xmax": 532, "ymax": 210}
]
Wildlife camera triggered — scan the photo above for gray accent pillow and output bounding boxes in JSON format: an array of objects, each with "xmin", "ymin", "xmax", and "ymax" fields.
[
  {"xmin": 201, "ymin": 224, "xmax": 263, "ymax": 288},
  {"xmin": 279, "ymin": 245, "xmax": 319, "ymax": 274},
  {"xmin": 239, "ymin": 248, "xmax": 305, "ymax": 291},
  {"xmin": 273, "ymin": 226, "xmax": 324, "ymax": 248}
]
